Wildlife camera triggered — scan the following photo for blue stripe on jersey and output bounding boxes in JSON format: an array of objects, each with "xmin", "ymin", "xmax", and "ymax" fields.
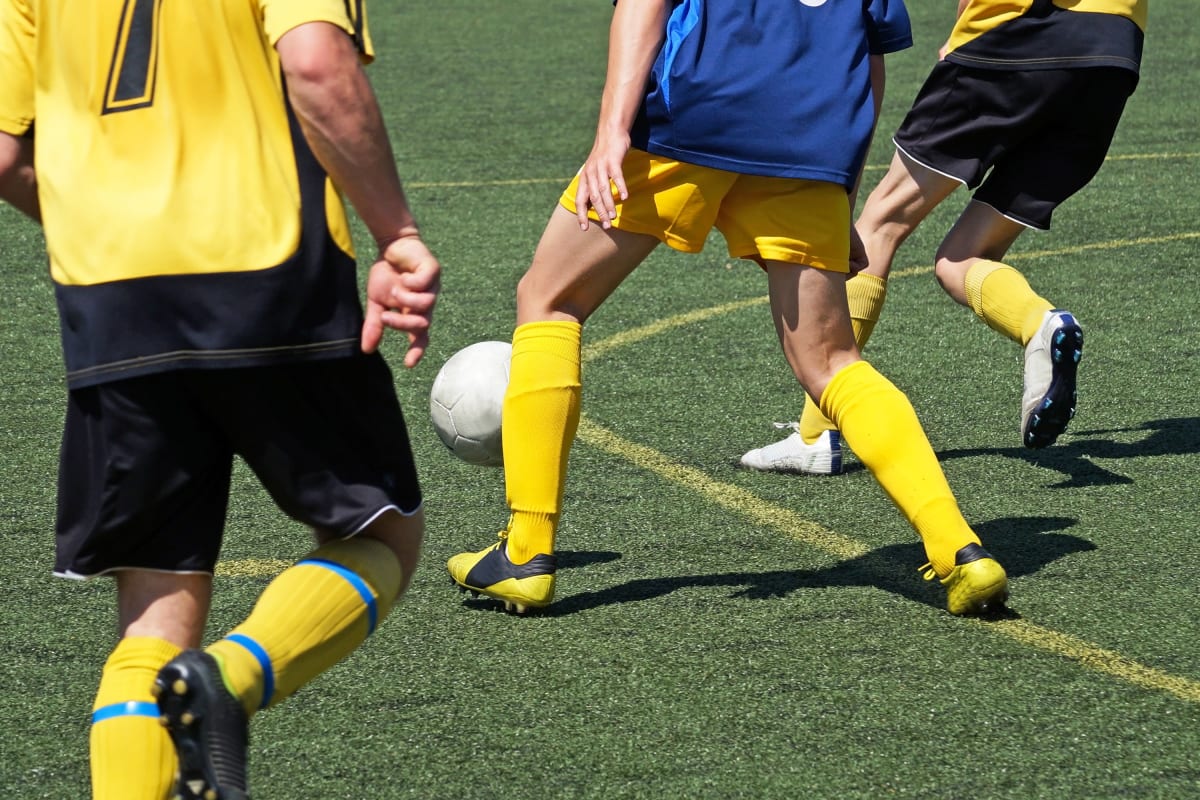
[
  {"xmin": 227, "ymin": 633, "xmax": 275, "ymax": 710},
  {"xmin": 661, "ymin": 0, "xmax": 702, "ymax": 109},
  {"xmin": 298, "ymin": 558, "xmax": 379, "ymax": 635},
  {"xmin": 91, "ymin": 700, "xmax": 160, "ymax": 724}
]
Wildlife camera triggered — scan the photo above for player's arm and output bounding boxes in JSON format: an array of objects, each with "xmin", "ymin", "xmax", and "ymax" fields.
[
  {"xmin": 275, "ymin": 21, "xmax": 440, "ymax": 364},
  {"xmin": 575, "ymin": 0, "xmax": 670, "ymax": 230},
  {"xmin": 0, "ymin": 131, "xmax": 38, "ymax": 222}
]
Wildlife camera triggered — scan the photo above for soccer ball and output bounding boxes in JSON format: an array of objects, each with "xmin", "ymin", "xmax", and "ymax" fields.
[{"xmin": 429, "ymin": 340, "xmax": 511, "ymax": 467}]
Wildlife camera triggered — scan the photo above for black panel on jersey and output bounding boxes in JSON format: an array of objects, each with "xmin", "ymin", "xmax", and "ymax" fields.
[
  {"xmin": 55, "ymin": 82, "xmax": 364, "ymax": 389},
  {"xmin": 947, "ymin": 8, "xmax": 1143, "ymax": 78}
]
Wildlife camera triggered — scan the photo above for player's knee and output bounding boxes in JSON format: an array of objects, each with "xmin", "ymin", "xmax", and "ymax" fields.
[
  {"xmin": 309, "ymin": 532, "xmax": 411, "ymax": 618},
  {"xmin": 359, "ymin": 509, "xmax": 424, "ymax": 599},
  {"xmin": 932, "ymin": 255, "xmax": 970, "ymax": 303}
]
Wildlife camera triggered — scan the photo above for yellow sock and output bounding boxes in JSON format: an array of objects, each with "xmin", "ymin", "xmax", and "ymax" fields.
[
  {"xmin": 964, "ymin": 260, "xmax": 1054, "ymax": 345},
  {"xmin": 90, "ymin": 636, "xmax": 182, "ymax": 800},
  {"xmin": 798, "ymin": 273, "xmax": 888, "ymax": 443},
  {"xmin": 503, "ymin": 320, "xmax": 582, "ymax": 564},
  {"xmin": 206, "ymin": 536, "xmax": 402, "ymax": 716},
  {"xmin": 820, "ymin": 360, "xmax": 980, "ymax": 575}
]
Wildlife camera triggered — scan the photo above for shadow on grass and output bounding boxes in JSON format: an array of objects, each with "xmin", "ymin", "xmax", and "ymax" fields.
[
  {"xmin": 460, "ymin": 515, "xmax": 1092, "ymax": 618},
  {"xmin": 937, "ymin": 416, "xmax": 1200, "ymax": 489}
]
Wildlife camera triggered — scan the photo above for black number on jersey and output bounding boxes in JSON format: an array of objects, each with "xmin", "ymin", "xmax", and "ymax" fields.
[{"xmin": 102, "ymin": 0, "xmax": 163, "ymax": 114}]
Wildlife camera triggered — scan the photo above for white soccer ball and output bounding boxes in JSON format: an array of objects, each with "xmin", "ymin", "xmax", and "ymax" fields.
[{"xmin": 429, "ymin": 340, "xmax": 511, "ymax": 467}]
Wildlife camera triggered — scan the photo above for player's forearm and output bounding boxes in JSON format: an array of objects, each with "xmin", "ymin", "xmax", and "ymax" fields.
[
  {"xmin": 278, "ymin": 24, "xmax": 418, "ymax": 249},
  {"xmin": 0, "ymin": 132, "xmax": 39, "ymax": 222},
  {"xmin": 596, "ymin": 0, "xmax": 669, "ymax": 136}
]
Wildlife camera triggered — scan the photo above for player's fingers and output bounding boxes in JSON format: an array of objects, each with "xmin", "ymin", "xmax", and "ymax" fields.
[
  {"xmin": 361, "ymin": 300, "xmax": 385, "ymax": 354},
  {"xmin": 575, "ymin": 176, "xmax": 592, "ymax": 230},
  {"xmin": 402, "ymin": 330, "xmax": 430, "ymax": 369},
  {"xmin": 590, "ymin": 171, "xmax": 614, "ymax": 229},
  {"xmin": 610, "ymin": 169, "xmax": 629, "ymax": 203}
]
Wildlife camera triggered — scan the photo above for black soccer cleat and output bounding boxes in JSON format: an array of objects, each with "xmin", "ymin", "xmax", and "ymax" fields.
[{"xmin": 153, "ymin": 650, "xmax": 250, "ymax": 800}]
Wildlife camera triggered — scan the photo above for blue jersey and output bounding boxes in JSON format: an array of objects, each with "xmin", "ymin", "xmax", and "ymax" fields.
[{"xmin": 629, "ymin": 0, "xmax": 912, "ymax": 189}]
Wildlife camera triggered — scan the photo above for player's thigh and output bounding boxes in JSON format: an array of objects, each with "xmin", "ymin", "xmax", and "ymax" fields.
[
  {"xmin": 516, "ymin": 205, "xmax": 659, "ymax": 325},
  {"xmin": 352, "ymin": 507, "xmax": 425, "ymax": 597},
  {"xmin": 205, "ymin": 355, "xmax": 423, "ymax": 539},
  {"xmin": 56, "ymin": 375, "xmax": 235, "ymax": 578},
  {"xmin": 976, "ymin": 68, "xmax": 1137, "ymax": 230},
  {"xmin": 939, "ymin": 200, "xmax": 1028, "ymax": 262},
  {"xmin": 523, "ymin": 151, "xmax": 737, "ymax": 324},
  {"xmin": 858, "ymin": 149, "xmax": 962, "ymax": 240}
]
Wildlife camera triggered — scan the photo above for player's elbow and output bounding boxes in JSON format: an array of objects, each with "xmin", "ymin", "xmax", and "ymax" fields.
[{"xmin": 276, "ymin": 21, "xmax": 361, "ymax": 100}]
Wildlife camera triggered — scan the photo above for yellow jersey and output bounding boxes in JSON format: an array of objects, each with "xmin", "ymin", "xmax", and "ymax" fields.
[{"xmin": 0, "ymin": 0, "xmax": 377, "ymax": 387}]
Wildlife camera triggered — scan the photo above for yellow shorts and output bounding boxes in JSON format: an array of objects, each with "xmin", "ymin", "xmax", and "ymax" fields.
[{"xmin": 561, "ymin": 148, "xmax": 851, "ymax": 273}]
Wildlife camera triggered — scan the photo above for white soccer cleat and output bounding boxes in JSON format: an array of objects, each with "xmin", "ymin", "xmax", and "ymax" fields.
[
  {"xmin": 1021, "ymin": 310, "xmax": 1083, "ymax": 449},
  {"xmin": 740, "ymin": 424, "xmax": 844, "ymax": 475}
]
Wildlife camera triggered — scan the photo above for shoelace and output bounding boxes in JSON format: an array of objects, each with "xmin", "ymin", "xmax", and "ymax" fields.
[
  {"xmin": 771, "ymin": 421, "xmax": 801, "ymax": 432},
  {"xmin": 918, "ymin": 562, "xmax": 939, "ymax": 582}
]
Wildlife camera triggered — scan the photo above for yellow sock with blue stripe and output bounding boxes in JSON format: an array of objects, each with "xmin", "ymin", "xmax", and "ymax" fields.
[
  {"xmin": 799, "ymin": 273, "xmax": 887, "ymax": 443},
  {"xmin": 964, "ymin": 260, "xmax": 1054, "ymax": 345},
  {"xmin": 90, "ymin": 636, "xmax": 181, "ymax": 800},
  {"xmin": 206, "ymin": 536, "xmax": 402, "ymax": 717},
  {"xmin": 503, "ymin": 320, "xmax": 582, "ymax": 564},
  {"xmin": 820, "ymin": 360, "xmax": 980, "ymax": 576}
]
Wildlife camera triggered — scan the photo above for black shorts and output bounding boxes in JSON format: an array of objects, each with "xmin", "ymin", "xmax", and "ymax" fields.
[
  {"xmin": 893, "ymin": 62, "xmax": 1137, "ymax": 229},
  {"xmin": 55, "ymin": 354, "xmax": 422, "ymax": 577}
]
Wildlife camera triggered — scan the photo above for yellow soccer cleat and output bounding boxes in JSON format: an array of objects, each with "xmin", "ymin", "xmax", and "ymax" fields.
[
  {"xmin": 921, "ymin": 543, "xmax": 1010, "ymax": 616},
  {"xmin": 447, "ymin": 532, "xmax": 557, "ymax": 614}
]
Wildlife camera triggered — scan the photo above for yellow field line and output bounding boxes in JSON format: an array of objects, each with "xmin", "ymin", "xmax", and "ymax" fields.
[
  {"xmin": 573, "ymin": 231, "xmax": 1200, "ymax": 704},
  {"xmin": 582, "ymin": 297, "xmax": 768, "ymax": 365},
  {"xmin": 578, "ymin": 412, "xmax": 1200, "ymax": 705},
  {"xmin": 577, "ymin": 417, "xmax": 867, "ymax": 561},
  {"xmin": 993, "ymin": 619, "xmax": 1200, "ymax": 704}
]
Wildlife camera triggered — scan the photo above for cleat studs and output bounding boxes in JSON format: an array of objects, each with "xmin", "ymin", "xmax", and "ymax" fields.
[
  {"xmin": 181, "ymin": 711, "xmax": 195, "ymax": 725},
  {"xmin": 172, "ymin": 678, "xmax": 188, "ymax": 696},
  {"xmin": 204, "ymin": 789, "xmax": 218, "ymax": 800}
]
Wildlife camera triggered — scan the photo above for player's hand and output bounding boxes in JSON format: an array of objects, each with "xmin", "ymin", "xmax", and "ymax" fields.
[
  {"xmin": 848, "ymin": 225, "xmax": 869, "ymax": 275},
  {"xmin": 574, "ymin": 127, "xmax": 631, "ymax": 231},
  {"xmin": 361, "ymin": 234, "xmax": 441, "ymax": 366}
]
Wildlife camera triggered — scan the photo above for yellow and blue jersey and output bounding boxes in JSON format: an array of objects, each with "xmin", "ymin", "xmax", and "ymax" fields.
[
  {"xmin": 0, "ymin": 0, "xmax": 375, "ymax": 388},
  {"xmin": 945, "ymin": 0, "xmax": 1146, "ymax": 75},
  {"xmin": 629, "ymin": 0, "xmax": 912, "ymax": 190}
]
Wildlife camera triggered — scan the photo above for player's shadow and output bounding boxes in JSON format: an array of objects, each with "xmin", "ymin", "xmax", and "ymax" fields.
[
  {"xmin": 936, "ymin": 416, "xmax": 1200, "ymax": 489},
  {"xmin": 457, "ymin": 515, "xmax": 1091, "ymax": 617}
]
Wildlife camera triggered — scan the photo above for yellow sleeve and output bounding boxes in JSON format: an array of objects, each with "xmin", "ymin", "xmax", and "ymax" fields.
[
  {"xmin": 259, "ymin": 0, "xmax": 375, "ymax": 61},
  {"xmin": 0, "ymin": 0, "xmax": 35, "ymax": 135}
]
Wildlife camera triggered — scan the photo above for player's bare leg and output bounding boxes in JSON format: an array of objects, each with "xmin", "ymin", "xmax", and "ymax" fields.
[
  {"xmin": 768, "ymin": 261, "xmax": 1007, "ymax": 615},
  {"xmin": 936, "ymin": 201, "xmax": 1080, "ymax": 447},
  {"xmin": 448, "ymin": 207, "xmax": 658, "ymax": 613},
  {"xmin": 90, "ymin": 571, "xmax": 210, "ymax": 799},
  {"xmin": 749, "ymin": 150, "xmax": 961, "ymax": 473}
]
